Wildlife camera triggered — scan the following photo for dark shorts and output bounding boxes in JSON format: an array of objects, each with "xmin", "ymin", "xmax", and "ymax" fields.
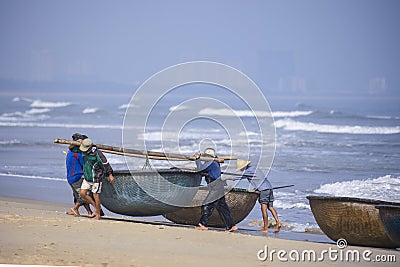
[
  {"xmin": 258, "ymin": 189, "xmax": 274, "ymax": 207},
  {"xmin": 70, "ymin": 177, "xmax": 89, "ymax": 204}
]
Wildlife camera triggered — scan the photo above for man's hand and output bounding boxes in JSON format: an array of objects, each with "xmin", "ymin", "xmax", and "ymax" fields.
[
  {"xmin": 193, "ymin": 153, "xmax": 200, "ymax": 159},
  {"xmin": 109, "ymin": 174, "xmax": 115, "ymax": 184}
]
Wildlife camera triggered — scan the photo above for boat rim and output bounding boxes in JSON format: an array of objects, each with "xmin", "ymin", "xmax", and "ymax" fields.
[{"xmin": 306, "ymin": 195, "xmax": 400, "ymax": 206}]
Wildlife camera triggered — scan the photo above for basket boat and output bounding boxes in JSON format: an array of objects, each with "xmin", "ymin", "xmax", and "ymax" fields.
[
  {"xmin": 375, "ymin": 205, "xmax": 400, "ymax": 247},
  {"xmin": 307, "ymin": 195, "xmax": 400, "ymax": 248},
  {"xmin": 100, "ymin": 169, "xmax": 202, "ymax": 216},
  {"xmin": 163, "ymin": 187, "xmax": 259, "ymax": 227}
]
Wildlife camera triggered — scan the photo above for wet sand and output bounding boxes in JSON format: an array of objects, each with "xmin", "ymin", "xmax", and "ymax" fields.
[{"xmin": 0, "ymin": 195, "xmax": 398, "ymax": 267}]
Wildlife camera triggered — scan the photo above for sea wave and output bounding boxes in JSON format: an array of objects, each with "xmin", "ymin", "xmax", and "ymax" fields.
[
  {"xmin": 314, "ymin": 175, "xmax": 400, "ymax": 202},
  {"xmin": 274, "ymin": 200, "xmax": 310, "ymax": 210},
  {"xmin": 82, "ymin": 107, "xmax": 99, "ymax": 114},
  {"xmin": 198, "ymin": 108, "xmax": 312, "ymax": 118},
  {"xmin": 0, "ymin": 139, "xmax": 21, "ymax": 145},
  {"xmin": 0, "ymin": 121, "xmax": 123, "ymax": 129},
  {"xmin": 169, "ymin": 105, "xmax": 188, "ymax": 112},
  {"xmin": 25, "ymin": 108, "xmax": 51, "ymax": 115},
  {"xmin": 30, "ymin": 100, "xmax": 72, "ymax": 108},
  {"xmin": 119, "ymin": 103, "xmax": 137, "ymax": 110},
  {"xmin": 274, "ymin": 118, "xmax": 400, "ymax": 134},
  {"xmin": 0, "ymin": 109, "xmax": 50, "ymax": 122},
  {"xmin": 272, "ymin": 111, "xmax": 313, "ymax": 118},
  {"xmin": 247, "ymin": 219, "xmax": 321, "ymax": 233},
  {"xmin": 0, "ymin": 172, "xmax": 64, "ymax": 182}
]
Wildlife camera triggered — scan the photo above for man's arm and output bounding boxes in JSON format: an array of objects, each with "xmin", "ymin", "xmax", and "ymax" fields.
[{"xmin": 97, "ymin": 149, "xmax": 115, "ymax": 184}]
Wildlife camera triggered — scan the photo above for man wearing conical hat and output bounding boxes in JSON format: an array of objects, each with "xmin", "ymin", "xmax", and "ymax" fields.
[
  {"xmin": 193, "ymin": 148, "xmax": 237, "ymax": 232},
  {"xmin": 237, "ymin": 160, "xmax": 281, "ymax": 233}
]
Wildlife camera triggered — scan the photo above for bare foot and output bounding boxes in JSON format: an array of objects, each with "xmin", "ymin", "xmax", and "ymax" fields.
[
  {"xmin": 88, "ymin": 213, "xmax": 98, "ymax": 218},
  {"xmin": 258, "ymin": 228, "xmax": 269, "ymax": 233},
  {"xmin": 195, "ymin": 225, "xmax": 208, "ymax": 230},
  {"xmin": 69, "ymin": 208, "xmax": 80, "ymax": 217},
  {"xmin": 226, "ymin": 225, "xmax": 238, "ymax": 232},
  {"xmin": 274, "ymin": 223, "xmax": 282, "ymax": 233},
  {"xmin": 94, "ymin": 214, "xmax": 101, "ymax": 220},
  {"xmin": 66, "ymin": 209, "xmax": 75, "ymax": 216}
]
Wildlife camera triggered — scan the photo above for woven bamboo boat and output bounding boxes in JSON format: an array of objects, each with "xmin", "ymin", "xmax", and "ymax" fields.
[
  {"xmin": 163, "ymin": 187, "xmax": 259, "ymax": 227},
  {"xmin": 375, "ymin": 205, "xmax": 400, "ymax": 247},
  {"xmin": 307, "ymin": 195, "xmax": 400, "ymax": 248},
  {"xmin": 100, "ymin": 169, "xmax": 202, "ymax": 216}
]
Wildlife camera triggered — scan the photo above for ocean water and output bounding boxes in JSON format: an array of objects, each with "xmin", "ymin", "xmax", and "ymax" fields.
[{"xmin": 0, "ymin": 88, "xmax": 399, "ymax": 239}]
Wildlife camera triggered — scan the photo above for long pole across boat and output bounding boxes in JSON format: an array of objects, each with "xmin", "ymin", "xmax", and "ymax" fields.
[{"xmin": 54, "ymin": 138, "xmax": 229, "ymax": 163}]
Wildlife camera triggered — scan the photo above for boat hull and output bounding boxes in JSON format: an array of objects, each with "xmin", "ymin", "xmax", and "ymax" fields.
[
  {"xmin": 376, "ymin": 205, "xmax": 400, "ymax": 247},
  {"xmin": 101, "ymin": 169, "xmax": 202, "ymax": 216},
  {"xmin": 164, "ymin": 187, "xmax": 259, "ymax": 227},
  {"xmin": 307, "ymin": 196, "xmax": 400, "ymax": 248}
]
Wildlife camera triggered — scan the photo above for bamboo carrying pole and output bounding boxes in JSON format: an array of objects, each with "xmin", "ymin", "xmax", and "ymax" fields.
[{"xmin": 54, "ymin": 138, "xmax": 226, "ymax": 163}]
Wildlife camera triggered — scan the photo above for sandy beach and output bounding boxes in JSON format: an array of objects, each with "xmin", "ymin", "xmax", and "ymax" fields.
[{"xmin": 0, "ymin": 196, "xmax": 398, "ymax": 267}]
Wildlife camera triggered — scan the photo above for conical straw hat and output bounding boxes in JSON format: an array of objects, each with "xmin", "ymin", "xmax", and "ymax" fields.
[{"xmin": 236, "ymin": 159, "xmax": 251, "ymax": 171}]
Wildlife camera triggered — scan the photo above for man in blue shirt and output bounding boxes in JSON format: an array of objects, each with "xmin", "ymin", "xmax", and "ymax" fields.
[
  {"xmin": 237, "ymin": 160, "xmax": 281, "ymax": 233},
  {"xmin": 65, "ymin": 133, "xmax": 93, "ymax": 217},
  {"xmin": 194, "ymin": 148, "xmax": 237, "ymax": 232}
]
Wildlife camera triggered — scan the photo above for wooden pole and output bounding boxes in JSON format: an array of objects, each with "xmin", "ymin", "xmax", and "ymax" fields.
[{"xmin": 53, "ymin": 138, "xmax": 224, "ymax": 163}]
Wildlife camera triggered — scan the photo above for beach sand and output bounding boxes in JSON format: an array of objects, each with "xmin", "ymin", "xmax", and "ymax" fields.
[{"xmin": 0, "ymin": 196, "xmax": 398, "ymax": 267}]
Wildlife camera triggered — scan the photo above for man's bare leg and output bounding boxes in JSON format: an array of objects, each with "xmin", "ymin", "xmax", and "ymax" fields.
[
  {"xmin": 268, "ymin": 206, "xmax": 281, "ymax": 233},
  {"xmin": 83, "ymin": 203, "xmax": 93, "ymax": 216},
  {"xmin": 258, "ymin": 203, "xmax": 269, "ymax": 233},
  {"xmin": 92, "ymin": 193, "xmax": 101, "ymax": 220},
  {"xmin": 80, "ymin": 189, "xmax": 97, "ymax": 217}
]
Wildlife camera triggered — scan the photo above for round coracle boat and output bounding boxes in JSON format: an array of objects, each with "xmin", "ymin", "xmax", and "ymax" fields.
[
  {"xmin": 375, "ymin": 205, "xmax": 400, "ymax": 247},
  {"xmin": 101, "ymin": 169, "xmax": 202, "ymax": 216},
  {"xmin": 307, "ymin": 195, "xmax": 400, "ymax": 248},
  {"xmin": 164, "ymin": 187, "xmax": 259, "ymax": 227}
]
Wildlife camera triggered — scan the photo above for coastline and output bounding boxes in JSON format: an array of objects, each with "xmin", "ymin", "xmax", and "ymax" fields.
[{"xmin": 1, "ymin": 195, "xmax": 399, "ymax": 266}]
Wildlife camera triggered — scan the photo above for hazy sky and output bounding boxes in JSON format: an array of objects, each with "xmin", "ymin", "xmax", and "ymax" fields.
[{"xmin": 0, "ymin": 0, "xmax": 399, "ymax": 96}]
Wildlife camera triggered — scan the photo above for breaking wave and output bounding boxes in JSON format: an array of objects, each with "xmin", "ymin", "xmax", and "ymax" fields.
[
  {"xmin": 314, "ymin": 175, "xmax": 400, "ymax": 202},
  {"xmin": 30, "ymin": 100, "xmax": 71, "ymax": 108},
  {"xmin": 82, "ymin": 107, "xmax": 99, "ymax": 114},
  {"xmin": 274, "ymin": 119, "xmax": 400, "ymax": 134},
  {"xmin": 198, "ymin": 108, "xmax": 312, "ymax": 118},
  {"xmin": 0, "ymin": 172, "xmax": 64, "ymax": 182}
]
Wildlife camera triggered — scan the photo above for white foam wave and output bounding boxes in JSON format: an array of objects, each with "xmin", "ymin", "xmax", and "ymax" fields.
[
  {"xmin": 0, "ymin": 121, "xmax": 123, "ymax": 129},
  {"xmin": 169, "ymin": 105, "xmax": 188, "ymax": 112},
  {"xmin": 198, "ymin": 108, "xmax": 313, "ymax": 118},
  {"xmin": 25, "ymin": 108, "xmax": 51, "ymax": 115},
  {"xmin": 239, "ymin": 131, "xmax": 260, "ymax": 137},
  {"xmin": 314, "ymin": 175, "xmax": 400, "ymax": 202},
  {"xmin": 119, "ymin": 103, "xmax": 137, "ymax": 110},
  {"xmin": 199, "ymin": 108, "xmax": 269, "ymax": 117},
  {"xmin": 0, "ymin": 109, "xmax": 50, "ymax": 122},
  {"xmin": 82, "ymin": 107, "xmax": 99, "ymax": 114},
  {"xmin": 275, "ymin": 118, "xmax": 400, "ymax": 134},
  {"xmin": 0, "ymin": 139, "xmax": 21, "ymax": 145},
  {"xmin": 274, "ymin": 200, "xmax": 311, "ymax": 210},
  {"xmin": 0, "ymin": 172, "xmax": 64, "ymax": 182},
  {"xmin": 13, "ymin": 97, "xmax": 33, "ymax": 102},
  {"xmin": 30, "ymin": 100, "xmax": 71, "ymax": 108},
  {"xmin": 272, "ymin": 111, "xmax": 313, "ymax": 118},
  {"xmin": 366, "ymin": 115, "xmax": 391, "ymax": 120},
  {"xmin": 285, "ymin": 222, "xmax": 321, "ymax": 233}
]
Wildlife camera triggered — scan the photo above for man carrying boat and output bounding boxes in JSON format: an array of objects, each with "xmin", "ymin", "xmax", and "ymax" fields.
[
  {"xmin": 79, "ymin": 138, "xmax": 115, "ymax": 220},
  {"xmin": 237, "ymin": 160, "xmax": 281, "ymax": 233},
  {"xmin": 65, "ymin": 133, "xmax": 93, "ymax": 217},
  {"xmin": 194, "ymin": 148, "xmax": 238, "ymax": 232}
]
